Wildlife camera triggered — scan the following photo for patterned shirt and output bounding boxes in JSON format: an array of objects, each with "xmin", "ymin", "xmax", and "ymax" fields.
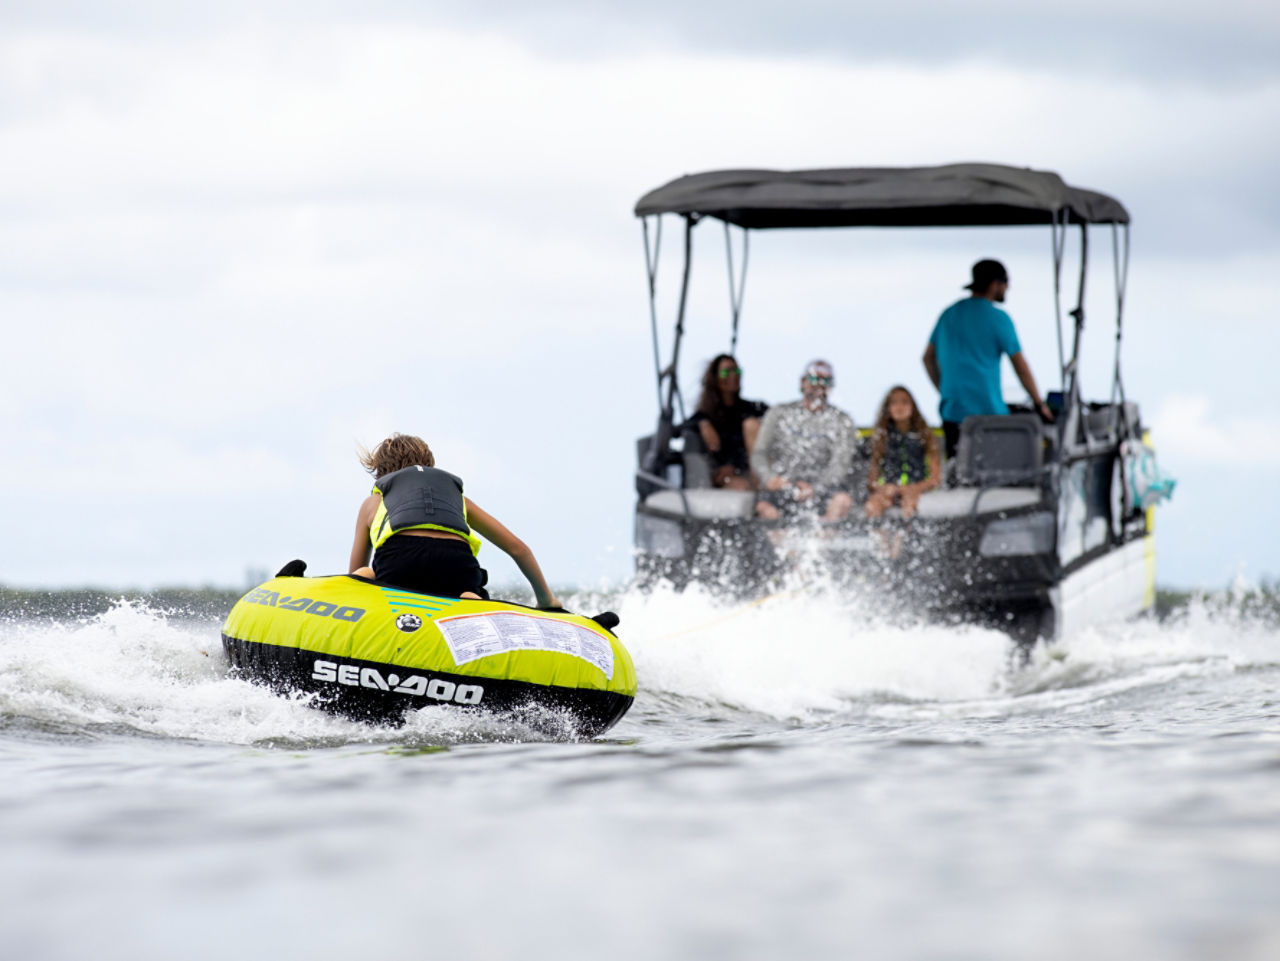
[{"xmin": 749, "ymin": 400, "xmax": 857, "ymax": 487}]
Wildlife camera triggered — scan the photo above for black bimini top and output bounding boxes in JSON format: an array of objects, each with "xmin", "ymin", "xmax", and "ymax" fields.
[{"xmin": 634, "ymin": 163, "xmax": 1129, "ymax": 229}]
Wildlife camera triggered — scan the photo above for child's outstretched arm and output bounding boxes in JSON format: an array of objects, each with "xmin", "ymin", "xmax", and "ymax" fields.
[{"xmin": 465, "ymin": 498, "xmax": 561, "ymax": 609}]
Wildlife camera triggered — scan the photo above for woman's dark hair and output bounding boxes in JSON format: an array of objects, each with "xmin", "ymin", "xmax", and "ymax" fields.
[
  {"xmin": 697, "ymin": 353, "xmax": 740, "ymax": 419},
  {"xmin": 869, "ymin": 385, "xmax": 937, "ymax": 477},
  {"xmin": 358, "ymin": 433, "xmax": 435, "ymax": 478}
]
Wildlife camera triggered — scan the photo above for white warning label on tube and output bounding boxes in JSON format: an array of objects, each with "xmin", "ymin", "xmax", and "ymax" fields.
[{"xmin": 434, "ymin": 612, "xmax": 615, "ymax": 679}]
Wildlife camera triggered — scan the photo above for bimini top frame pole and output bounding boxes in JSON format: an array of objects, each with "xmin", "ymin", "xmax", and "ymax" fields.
[
  {"xmin": 667, "ymin": 215, "xmax": 695, "ymax": 424},
  {"xmin": 1050, "ymin": 208, "xmax": 1068, "ymax": 384},
  {"xmin": 1108, "ymin": 222, "xmax": 1133, "ymax": 434},
  {"xmin": 1054, "ymin": 219, "xmax": 1134, "ymax": 451},
  {"xmin": 724, "ymin": 222, "xmax": 749, "ymax": 355},
  {"xmin": 1062, "ymin": 222, "xmax": 1089, "ymax": 448},
  {"xmin": 642, "ymin": 214, "xmax": 753, "ymax": 427},
  {"xmin": 641, "ymin": 215, "xmax": 665, "ymax": 416},
  {"xmin": 640, "ymin": 213, "xmax": 697, "ymax": 428}
]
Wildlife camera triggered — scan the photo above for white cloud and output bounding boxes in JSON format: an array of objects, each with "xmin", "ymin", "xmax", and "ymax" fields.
[
  {"xmin": 0, "ymin": 19, "xmax": 1278, "ymax": 587},
  {"xmin": 1150, "ymin": 394, "xmax": 1280, "ymax": 468}
]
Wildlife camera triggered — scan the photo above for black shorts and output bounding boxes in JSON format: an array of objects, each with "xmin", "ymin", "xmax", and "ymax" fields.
[
  {"xmin": 758, "ymin": 484, "xmax": 844, "ymax": 517},
  {"xmin": 372, "ymin": 535, "xmax": 490, "ymax": 599},
  {"xmin": 943, "ymin": 421, "xmax": 961, "ymax": 459},
  {"xmin": 712, "ymin": 446, "xmax": 751, "ymax": 476}
]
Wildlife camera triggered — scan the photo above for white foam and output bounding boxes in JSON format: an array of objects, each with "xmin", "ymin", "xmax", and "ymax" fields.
[
  {"xmin": 608, "ymin": 583, "xmax": 1013, "ymax": 720},
  {"xmin": 1016, "ymin": 596, "xmax": 1280, "ymax": 700},
  {"xmin": 2, "ymin": 592, "xmax": 1275, "ymax": 742},
  {"xmin": 585, "ymin": 584, "xmax": 1280, "ymax": 723},
  {"xmin": 0, "ymin": 602, "xmax": 422, "ymax": 745},
  {"xmin": 0, "ymin": 600, "xmax": 613, "ymax": 746}
]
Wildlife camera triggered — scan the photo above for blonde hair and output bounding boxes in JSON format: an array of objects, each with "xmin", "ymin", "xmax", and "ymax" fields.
[{"xmin": 358, "ymin": 433, "xmax": 435, "ymax": 478}]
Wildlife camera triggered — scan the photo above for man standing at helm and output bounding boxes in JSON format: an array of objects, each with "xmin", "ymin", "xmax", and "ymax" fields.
[
  {"xmin": 751, "ymin": 359, "xmax": 857, "ymax": 524},
  {"xmin": 922, "ymin": 258, "xmax": 1054, "ymax": 459}
]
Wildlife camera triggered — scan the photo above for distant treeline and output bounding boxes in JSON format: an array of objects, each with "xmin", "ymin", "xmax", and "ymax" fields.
[
  {"xmin": 1154, "ymin": 590, "xmax": 1192, "ymax": 619},
  {"xmin": 0, "ymin": 583, "xmax": 541, "ymax": 620},
  {"xmin": 1156, "ymin": 582, "xmax": 1280, "ymax": 622},
  {"xmin": 0, "ymin": 586, "xmax": 244, "ymax": 620},
  {"xmin": 2, "ymin": 582, "xmax": 1277, "ymax": 623}
]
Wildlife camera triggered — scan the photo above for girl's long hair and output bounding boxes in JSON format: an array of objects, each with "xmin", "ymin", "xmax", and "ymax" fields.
[
  {"xmin": 697, "ymin": 353, "xmax": 739, "ymax": 419},
  {"xmin": 870, "ymin": 385, "xmax": 936, "ymax": 468}
]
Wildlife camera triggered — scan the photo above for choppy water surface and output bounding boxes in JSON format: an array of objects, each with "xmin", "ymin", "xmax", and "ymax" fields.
[{"xmin": 1, "ymin": 588, "xmax": 1277, "ymax": 961}]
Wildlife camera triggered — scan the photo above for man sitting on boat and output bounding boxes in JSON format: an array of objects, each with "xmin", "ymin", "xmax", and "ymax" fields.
[
  {"xmin": 751, "ymin": 359, "xmax": 857, "ymax": 524},
  {"xmin": 922, "ymin": 259, "xmax": 1054, "ymax": 458}
]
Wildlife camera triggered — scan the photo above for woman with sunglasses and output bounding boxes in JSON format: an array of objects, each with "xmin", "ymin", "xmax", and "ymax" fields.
[{"xmin": 690, "ymin": 354, "xmax": 768, "ymax": 490}]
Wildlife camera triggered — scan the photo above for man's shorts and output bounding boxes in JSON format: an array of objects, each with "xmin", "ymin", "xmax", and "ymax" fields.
[{"xmin": 758, "ymin": 483, "xmax": 844, "ymax": 519}]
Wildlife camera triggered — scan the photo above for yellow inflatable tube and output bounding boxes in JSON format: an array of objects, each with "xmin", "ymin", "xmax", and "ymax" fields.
[{"xmin": 222, "ymin": 573, "xmax": 636, "ymax": 737}]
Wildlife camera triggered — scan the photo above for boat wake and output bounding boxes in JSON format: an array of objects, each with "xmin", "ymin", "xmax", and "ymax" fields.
[
  {"xmin": 0, "ymin": 601, "xmax": 590, "ymax": 747},
  {"xmin": 1, "ymin": 590, "xmax": 1275, "ymax": 743},
  {"xmin": 605, "ymin": 582, "xmax": 1280, "ymax": 724}
]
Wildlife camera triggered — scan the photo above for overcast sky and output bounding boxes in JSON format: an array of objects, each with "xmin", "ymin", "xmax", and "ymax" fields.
[{"xmin": 1, "ymin": 2, "xmax": 1278, "ymax": 592}]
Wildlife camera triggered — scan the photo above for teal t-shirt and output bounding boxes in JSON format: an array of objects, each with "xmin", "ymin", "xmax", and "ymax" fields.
[{"xmin": 929, "ymin": 297, "xmax": 1022, "ymax": 423}]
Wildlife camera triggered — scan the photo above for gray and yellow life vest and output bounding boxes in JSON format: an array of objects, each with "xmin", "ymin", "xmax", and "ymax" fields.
[
  {"xmin": 369, "ymin": 466, "xmax": 482, "ymax": 556},
  {"xmin": 878, "ymin": 428, "xmax": 931, "ymax": 486}
]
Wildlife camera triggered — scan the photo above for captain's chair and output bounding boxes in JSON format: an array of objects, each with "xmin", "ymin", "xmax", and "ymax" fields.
[{"xmin": 955, "ymin": 414, "xmax": 1044, "ymax": 487}]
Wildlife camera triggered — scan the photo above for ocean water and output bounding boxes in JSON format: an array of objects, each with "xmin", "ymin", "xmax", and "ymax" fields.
[{"xmin": 1, "ymin": 587, "xmax": 1277, "ymax": 961}]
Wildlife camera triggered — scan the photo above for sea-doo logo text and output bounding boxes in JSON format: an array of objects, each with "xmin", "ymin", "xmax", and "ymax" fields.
[
  {"xmin": 395, "ymin": 613, "xmax": 422, "ymax": 633},
  {"xmin": 311, "ymin": 660, "xmax": 484, "ymax": 704},
  {"xmin": 244, "ymin": 589, "xmax": 365, "ymax": 623}
]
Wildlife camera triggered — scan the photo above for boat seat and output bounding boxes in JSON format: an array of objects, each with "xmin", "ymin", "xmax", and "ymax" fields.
[
  {"xmin": 636, "ymin": 430, "xmax": 682, "ymax": 497},
  {"xmin": 680, "ymin": 425, "xmax": 714, "ymax": 489},
  {"xmin": 913, "ymin": 487, "xmax": 1042, "ymax": 518},
  {"xmin": 643, "ymin": 489, "xmax": 757, "ymax": 519},
  {"xmin": 643, "ymin": 485, "xmax": 1039, "ymax": 520},
  {"xmin": 955, "ymin": 414, "xmax": 1044, "ymax": 487}
]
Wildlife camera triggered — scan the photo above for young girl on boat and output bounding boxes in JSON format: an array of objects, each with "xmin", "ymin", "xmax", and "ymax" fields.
[
  {"xmin": 348, "ymin": 433, "xmax": 561, "ymax": 609},
  {"xmin": 865, "ymin": 385, "xmax": 942, "ymax": 520}
]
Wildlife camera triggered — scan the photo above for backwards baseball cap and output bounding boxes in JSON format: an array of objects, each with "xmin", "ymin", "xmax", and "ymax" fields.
[
  {"xmin": 803, "ymin": 358, "xmax": 834, "ymax": 383},
  {"xmin": 964, "ymin": 258, "xmax": 1009, "ymax": 291}
]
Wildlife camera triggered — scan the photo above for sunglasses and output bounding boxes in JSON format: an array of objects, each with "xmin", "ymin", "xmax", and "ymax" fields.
[
  {"xmin": 805, "ymin": 375, "xmax": 832, "ymax": 385},
  {"xmin": 717, "ymin": 367, "xmax": 743, "ymax": 379}
]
